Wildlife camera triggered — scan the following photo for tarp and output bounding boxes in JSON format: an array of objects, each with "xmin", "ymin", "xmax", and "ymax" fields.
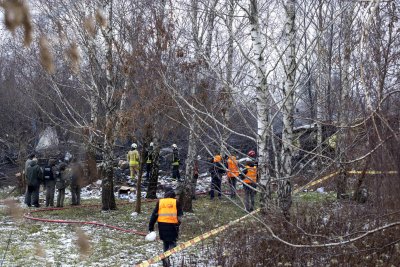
[{"xmin": 35, "ymin": 126, "xmax": 59, "ymax": 151}]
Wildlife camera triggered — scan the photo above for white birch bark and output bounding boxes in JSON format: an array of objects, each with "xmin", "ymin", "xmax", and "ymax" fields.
[
  {"xmin": 249, "ymin": 0, "xmax": 271, "ymax": 211},
  {"xmin": 101, "ymin": 0, "xmax": 117, "ymax": 210},
  {"xmin": 278, "ymin": 0, "xmax": 296, "ymax": 219}
]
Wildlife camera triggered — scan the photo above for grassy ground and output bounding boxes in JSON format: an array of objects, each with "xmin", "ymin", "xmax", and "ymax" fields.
[{"xmin": 0, "ymin": 192, "xmax": 246, "ymax": 267}]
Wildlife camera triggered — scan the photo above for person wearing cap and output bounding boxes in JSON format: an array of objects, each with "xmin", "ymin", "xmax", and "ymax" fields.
[
  {"xmin": 127, "ymin": 143, "xmax": 140, "ymax": 180},
  {"xmin": 145, "ymin": 142, "xmax": 154, "ymax": 181},
  {"xmin": 25, "ymin": 157, "xmax": 43, "ymax": 207},
  {"xmin": 149, "ymin": 188, "xmax": 183, "ymax": 267},
  {"xmin": 171, "ymin": 144, "xmax": 180, "ymax": 180}
]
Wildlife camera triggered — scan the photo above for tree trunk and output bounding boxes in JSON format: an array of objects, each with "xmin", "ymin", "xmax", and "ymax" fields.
[
  {"xmin": 278, "ymin": 0, "xmax": 296, "ymax": 220},
  {"xmin": 146, "ymin": 143, "xmax": 160, "ymax": 199},
  {"xmin": 249, "ymin": 0, "xmax": 271, "ymax": 212},
  {"xmin": 336, "ymin": 3, "xmax": 354, "ymax": 199},
  {"xmin": 179, "ymin": 119, "xmax": 197, "ymax": 212}
]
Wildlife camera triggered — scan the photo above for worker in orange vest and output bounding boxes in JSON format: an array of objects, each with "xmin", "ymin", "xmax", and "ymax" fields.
[
  {"xmin": 209, "ymin": 154, "xmax": 224, "ymax": 200},
  {"xmin": 243, "ymin": 161, "xmax": 257, "ymax": 211},
  {"xmin": 226, "ymin": 155, "xmax": 239, "ymax": 198},
  {"xmin": 149, "ymin": 188, "xmax": 183, "ymax": 267}
]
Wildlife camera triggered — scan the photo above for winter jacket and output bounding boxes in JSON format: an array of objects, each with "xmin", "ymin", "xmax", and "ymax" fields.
[
  {"xmin": 56, "ymin": 170, "xmax": 68, "ymax": 190},
  {"xmin": 209, "ymin": 156, "xmax": 225, "ymax": 175},
  {"xmin": 70, "ymin": 162, "xmax": 84, "ymax": 187},
  {"xmin": 43, "ymin": 165, "xmax": 55, "ymax": 181},
  {"xmin": 149, "ymin": 199, "xmax": 183, "ymax": 242},
  {"xmin": 26, "ymin": 160, "xmax": 43, "ymax": 187},
  {"xmin": 226, "ymin": 156, "xmax": 239, "ymax": 178},
  {"xmin": 146, "ymin": 147, "xmax": 154, "ymax": 164},
  {"xmin": 243, "ymin": 164, "xmax": 257, "ymax": 184},
  {"xmin": 171, "ymin": 149, "xmax": 180, "ymax": 166},
  {"xmin": 127, "ymin": 149, "xmax": 140, "ymax": 166}
]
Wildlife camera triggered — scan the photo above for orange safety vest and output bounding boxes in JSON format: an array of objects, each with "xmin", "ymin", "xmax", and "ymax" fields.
[
  {"xmin": 157, "ymin": 198, "xmax": 178, "ymax": 224},
  {"xmin": 214, "ymin": 155, "xmax": 222, "ymax": 163},
  {"xmin": 244, "ymin": 165, "xmax": 257, "ymax": 184},
  {"xmin": 227, "ymin": 156, "xmax": 239, "ymax": 178}
]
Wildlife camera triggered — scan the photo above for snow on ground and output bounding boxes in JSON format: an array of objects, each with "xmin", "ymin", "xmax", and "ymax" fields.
[{"xmin": 0, "ymin": 171, "xmax": 234, "ymax": 266}]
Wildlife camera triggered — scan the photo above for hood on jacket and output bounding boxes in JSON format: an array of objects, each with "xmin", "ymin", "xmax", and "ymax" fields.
[{"xmin": 30, "ymin": 158, "xmax": 38, "ymax": 167}]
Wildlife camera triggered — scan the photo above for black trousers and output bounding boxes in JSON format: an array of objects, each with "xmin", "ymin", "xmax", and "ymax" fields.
[
  {"xmin": 172, "ymin": 166, "xmax": 180, "ymax": 180},
  {"xmin": 45, "ymin": 180, "xmax": 56, "ymax": 207},
  {"xmin": 71, "ymin": 185, "xmax": 81, "ymax": 205},
  {"xmin": 210, "ymin": 174, "xmax": 222, "ymax": 199},
  {"xmin": 25, "ymin": 185, "xmax": 40, "ymax": 207}
]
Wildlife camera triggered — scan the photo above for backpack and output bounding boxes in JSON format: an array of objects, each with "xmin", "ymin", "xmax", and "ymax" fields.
[{"xmin": 43, "ymin": 166, "xmax": 54, "ymax": 180}]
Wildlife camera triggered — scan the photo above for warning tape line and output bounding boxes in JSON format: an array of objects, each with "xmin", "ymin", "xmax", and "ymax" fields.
[
  {"xmin": 136, "ymin": 209, "xmax": 259, "ymax": 267},
  {"xmin": 137, "ymin": 169, "xmax": 398, "ymax": 266},
  {"xmin": 293, "ymin": 170, "xmax": 398, "ymax": 194}
]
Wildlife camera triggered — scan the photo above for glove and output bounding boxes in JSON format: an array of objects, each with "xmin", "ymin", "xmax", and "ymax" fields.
[{"xmin": 145, "ymin": 231, "xmax": 157, "ymax": 242}]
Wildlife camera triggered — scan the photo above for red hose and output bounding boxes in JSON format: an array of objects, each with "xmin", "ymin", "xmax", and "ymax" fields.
[{"xmin": 23, "ymin": 201, "xmax": 157, "ymax": 236}]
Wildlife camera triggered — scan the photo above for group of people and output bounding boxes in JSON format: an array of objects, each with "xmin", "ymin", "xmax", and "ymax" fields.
[
  {"xmin": 147, "ymin": 150, "xmax": 258, "ymax": 267},
  {"xmin": 24, "ymin": 154, "xmax": 84, "ymax": 208},
  {"xmin": 127, "ymin": 142, "xmax": 181, "ymax": 182},
  {"xmin": 209, "ymin": 150, "xmax": 258, "ymax": 212}
]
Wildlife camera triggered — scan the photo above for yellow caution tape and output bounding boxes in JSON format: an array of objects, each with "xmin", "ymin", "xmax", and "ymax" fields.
[
  {"xmin": 293, "ymin": 170, "xmax": 398, "ymax": 194},
  {"xmin": 137, "ymin": 169, "xmax": 397, "ymax": 266},
  {"xmin": 347, "ymin": 170, "xmax": 398, "ymax": 175},
  {"xmin": 293, "ymin": 172, "xmax": 339, "ymax": 194},
  {"xmin": 136, "ymin": 209, "xmax": 259, "ymax": 267}
]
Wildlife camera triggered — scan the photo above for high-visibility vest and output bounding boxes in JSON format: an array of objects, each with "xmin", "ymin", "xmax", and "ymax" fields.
[
  {"xmin": 128, "ymin": 150, "xmax": 139, "ymax": 166},
  {"xmin": 244, "ymin": 166, "xmax": 257, "ymax": 184},
  {"xmin": 214, "ymin": 155, "xmax": 222, "ymax": 163},
  {"xmin": 172, "ymin": 150, "xmax": 180, "ymax": 166},
  {"xmin": 157, "ymin": 198, "xmax": 178, "ymax": 223},
  {"xmin": 227, "ymin": 156, "xmax": 239, "ymax": 178},
  {"xmin": 146, "ymin": 149, "xmax": 153, "ymax": 164}
]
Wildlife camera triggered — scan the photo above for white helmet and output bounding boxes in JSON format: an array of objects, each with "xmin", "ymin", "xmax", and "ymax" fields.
[
  {"xmin": 131, "ymin": 143, "xmax": 137, "ymax": 149},
  {"xmin": 172, "ymin": 144, "xmax": 177, "ymax": 149},
  {"xmin": 150, "ymin": 142, "xmax": 154, "ymax": 147}
]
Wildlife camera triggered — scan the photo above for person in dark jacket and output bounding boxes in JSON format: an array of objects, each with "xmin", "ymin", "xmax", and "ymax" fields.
[
  {"xmin": 145, "ymin": 142, "xmax": 154, "ymax": 181},
  {"xmin": 149, "ymin": 188, "xmax": 183, "ymax": 267},
  {"xmin": 171, "ymin": 144, "xmax": 180, "ymax": 181},
  {"xmin": 70, "ymin": 158, "xmax": 84, "ymax": 205},
  {"xmin": 56, "ymin": 163, "xmax": 68, "ymax": 207},
  {"xmin": 43, "ymin": 159, "xmax": 57, "ymax": 207},
  {"xmin": 25, "ymin": 158, "xmax": 43, "ymax": 207},
  {"xmin": 209, "ymin": 155, "xmax": 225, "ymax": 200}
]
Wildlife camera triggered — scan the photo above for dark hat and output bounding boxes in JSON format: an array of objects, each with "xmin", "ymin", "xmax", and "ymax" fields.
[{"xmin": 164, "ymin": 187, "xmax": 176, "ymax": 198}]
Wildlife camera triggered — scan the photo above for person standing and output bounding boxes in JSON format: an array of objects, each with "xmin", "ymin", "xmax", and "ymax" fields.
[
  {"xmin": 56, "ymin": 164, "xmax": 68, "ymax": 207},
  {"xmin": 209, "ymin": 154, "xmax": 225, "ymax": 200},
  {"xmin": 171, "ymin": 144, "xmax": 180, "ymax": 181},
  {"xmin": 25, "ymin": 157, "xmax": 43, "ymax": 207},
  {"xmin": 226, "ymin": 155, "xmax": 239, "ymax": 198},
  {"xmin": 43, "ymin": 159, "xmax": 57, "ymax": 207},
  {"xmin": 70, "ymin": 158, "xmax": 84, "ymax": 205},
  {"xmin": 145, "ymin": 142, "xmax": 154, "ymax": 181},
  {"xmin": 243, "ymin": 161, "xmax": 257, "ymax": 212},
  {"xmin": 25, "ymin": 153, "xmax": 35, "ymax": 174},
  {"xmin": 127, "ymin": 143, "xmax": 140, "ymax": 180},
  {"xmin": 149, "ymin": 188, "xmax": 183, "ymax": 267}
]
